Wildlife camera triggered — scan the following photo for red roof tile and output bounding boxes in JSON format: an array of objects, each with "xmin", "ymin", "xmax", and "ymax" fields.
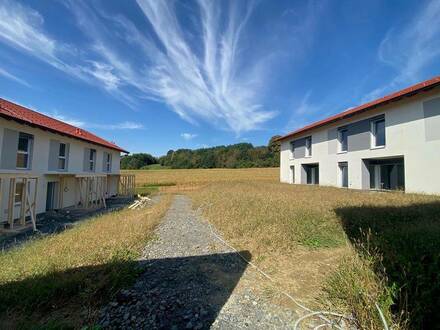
[
  {"xmin": 0, "ymin": 98, "xmax": 128, "ymax": 153},
  {"xmin": 278, "ymin": 75, "xmax": 440, "ymax": 141}
]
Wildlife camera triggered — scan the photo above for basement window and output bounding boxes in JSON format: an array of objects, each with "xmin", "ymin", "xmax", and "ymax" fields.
[{"xmin": 58, "ymin": 143, "xmax": 67, "ymax": 170}]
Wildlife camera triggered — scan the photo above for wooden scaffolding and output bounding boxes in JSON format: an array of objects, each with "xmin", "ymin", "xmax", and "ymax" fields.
[
  {"xmin": 118, "ymin": 174, "xmax": 136, "ymax": 197},
  {"xmin": 76, "ymin": 175, "xmax": 108, "ymax": 209},
  {"xmin": 0, "ymin": 174, "xmax": 38, "ymax": 230}
]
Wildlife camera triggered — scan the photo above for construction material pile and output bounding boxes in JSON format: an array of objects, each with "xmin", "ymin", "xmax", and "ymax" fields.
[{"xmin": 128, "ymin": 196, "xmax": 152, "ymax": 210}]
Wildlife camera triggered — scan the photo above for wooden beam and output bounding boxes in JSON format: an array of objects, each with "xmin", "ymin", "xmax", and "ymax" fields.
[
  {"xmin": 8, "ymin": 178, "xmax": 16, "ymax": 228},
  {"xmin": 0, "ymin": 178, "xmax": 2, "ymax": 224},
  {"xmin": 25, "ymin": 178, "xmax": 37, "ymax": 231},
  {"xmin": 33, "ymin": 177, "xmax": 38, "ymax": 228},
  {"xmin": 20, "ymin": 178, "xmax": 27, "ymax": 225},
  {"xmin": 58, "ymin": 176, "xmax": 64, "ymax": 209}
]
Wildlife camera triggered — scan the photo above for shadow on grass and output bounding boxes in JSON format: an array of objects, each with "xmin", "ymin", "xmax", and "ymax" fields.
[
  {"xmin": 335, "ymin": 202, "xmax": 440, "ymax": 329},
  {"xmin": 0, "ymin": 251, "xmax": 250, "ymax": 328}
]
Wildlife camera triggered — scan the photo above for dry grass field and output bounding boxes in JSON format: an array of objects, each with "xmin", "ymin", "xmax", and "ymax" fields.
[
  {"xmin": 130, "ymin": 168, "xmax": 440, "ymax": 329},
  {"xmin": 122, "ymin": 167, "xmax": 278, "ymax": 193},
  {"xmin": 1, "ymin": 167, "xmax": 438, "ymax": 329},
  {"xmin": 0, "ymin": 196, "xmax": 172, "ymax": 327}
]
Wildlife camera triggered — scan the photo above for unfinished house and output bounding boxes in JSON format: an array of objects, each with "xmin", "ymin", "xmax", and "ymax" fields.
[
  {"xmin": 278, "ymin": 76, "xmax": 440, "ymax": 195},
  {"xmin": 0, "ymin": 98, "xmax": 135, "ymax": 230}
]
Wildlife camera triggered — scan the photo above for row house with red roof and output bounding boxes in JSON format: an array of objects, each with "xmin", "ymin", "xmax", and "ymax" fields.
[
  {"xmin": 277, "ymin": 76, "xmax": 440, "ymax": 195},
  {"xmin": 0, "ymin": 99, "xmax": 132, "ymax": 229}
]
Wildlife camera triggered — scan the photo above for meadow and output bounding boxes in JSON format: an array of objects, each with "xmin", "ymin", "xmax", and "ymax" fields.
[
  {"xmin": 129, "ymin": 168, "xmax": 440, "ymax": 329},
  {"xmin": 0, "ymin": 195, "xmax": 172, "ymax": 327},
  {"xmin": 1, "ymin": 167, "xmax": 438, "ymax": 329}
]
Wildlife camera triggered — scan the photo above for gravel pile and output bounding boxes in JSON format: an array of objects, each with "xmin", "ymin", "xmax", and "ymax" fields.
[{"xmin": 99, "ymin": 195, "xmax": 299, "ymax": 329}]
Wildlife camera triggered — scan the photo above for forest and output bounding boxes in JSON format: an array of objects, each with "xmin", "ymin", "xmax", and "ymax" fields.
[{"xmin": 120, "ymin": 136, "xmax": 281, "ymax": 169}]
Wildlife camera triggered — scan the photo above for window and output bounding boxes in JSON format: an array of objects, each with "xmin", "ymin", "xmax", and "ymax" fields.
[
  {"xmin": 290, "ymin": 141, "xmax": 295, "ymax": 158},
  {"xmin": 16, "ymin": 133, "xmax": 32, "ymax": 169},
  {"xmin": 89, "ymin": 149, "xmax": 96, "ymax": 171},
  {"xmin": 106, "ymin": 153, "xmax": 111, "ymax": 172},
  {"xmin": 371, "ymin": 118, "xmax": 385, "ymax": 147},
  {"xmin": 368, "ymin": 158, "xmax": 405, "ymax": 191},
  {"xmin": 305, "ymin": 136, "xmax": 312, "ymax": 157},
  {"xmin": 338, "ymin": 128, "xmax": 348, "ymax": 152},
  {"xmin": 304, "ymin": 164, "xmax": 319, "ymax": 184},
  {"xmin": 58, "ymin": 143, "xmax": 67, "ymax": 170},
  {"xmin": 14, "ymin": 182, "xmax": 24, "ymax": 204},
  {"xmin": 339, "ymin": 162, "xmax": 348, "ymax": 188}
]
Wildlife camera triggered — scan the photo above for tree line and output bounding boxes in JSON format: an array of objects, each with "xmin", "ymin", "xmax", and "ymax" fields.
[{"xmin": 120, "ymin": 136, "xmax": 281, "ymax": 169}]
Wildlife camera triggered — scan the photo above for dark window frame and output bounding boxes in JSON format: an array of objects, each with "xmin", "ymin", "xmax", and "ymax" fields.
[
  {"xmin": 371, "ymin": 118, "xmax": 386, "ymax": 148},
  {"xmin": 16, "ymin": 133, "xmax": 32, "ymax": 169},
  {"xmin": 89, "ymin": 149, "xmax": 96, "ymax": 171},
  {"xmin": 305, "ymin": 136, "xmax": 312, "ymax": 157},
  {"xmin": 58, "ymin": 143, "xmax": 67, "ymax": 170},
  {"xmin": 338, "ymin": 128, "xmax": 348, "ymax": 152}
]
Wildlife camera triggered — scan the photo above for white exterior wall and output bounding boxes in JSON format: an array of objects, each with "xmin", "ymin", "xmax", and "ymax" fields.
[
  {"xmin": 0, "ymin": 118, "xmax": 122, "ymax": 218},
  {"xmin": 280, "ymin": 89, "xmax": 440, "ymax": 195}
]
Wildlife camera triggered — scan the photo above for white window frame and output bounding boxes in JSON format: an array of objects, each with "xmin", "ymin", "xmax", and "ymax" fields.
[
  {"xmin": 106, "ymin": 153, "xmax": 111, "ymax": 172},
  {"xmin": 371, "ymin": 118, "xmax": 386, "ymax": 148},
  {"xmin": 58, "ymin": 143, "xmax": 67, "ymax": 170},
  {"xmin": 16, "ymin": 133, "xmax": 31, "ymax": 169},
  {"xmin": 89, "ymin": 149, "xmax": 96, "ymax": 171},
  {"xmin": 305, "ymin": 136, "xmax": 312, "ymax": 157},
  {"xmin": 337, "ymin": 128, "xmax": 348, "ymax": 153}
]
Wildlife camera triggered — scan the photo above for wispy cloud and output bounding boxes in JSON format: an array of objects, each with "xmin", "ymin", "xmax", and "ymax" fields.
[
  {"xmin": 0, "ymin": 0, "xmax": 284, "ymax": 133},
  {"xmin": 131, "ymin": 0, "xmax": 277, "ymax": 132},
  {"xmin": 0, "ymin": 0, "xmax": 322, "ymax": 133},
  {"xmin": 181, "ymin": 133, "xmax": 197, "ymax": 141},
  {"xmin": 44, "ymin": 110, "xmax": 86, "ymax": 128},
  {"xmin": 90, "ymin": 121, "xmax": 144, "ymax": 130},
  {"xmin": 363, "ymin": 0, "xmax": 440, "ymax": 102},
  {"xmin": 0, "ymin": 67, "xmax": 31, "ymax": 87},
  {"xmin": 43, "ymin": 110, "xmax": 143, "ymax": 130},
  {"xmin": 285, "ymin": 91, "xmax": 320, "ymax": 132},
  {"xmin": 0, "ymin": 0, "xmax": 132, "ymax": 101}
]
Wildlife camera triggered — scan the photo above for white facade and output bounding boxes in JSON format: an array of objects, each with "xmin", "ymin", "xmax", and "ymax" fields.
[
  {"xmin": 280, "ymin": 88, "xmax": 440, "ymax": 195},
  {"xmin": 0, "ymin": 117, "xmax": 122, "ymax": 221}
]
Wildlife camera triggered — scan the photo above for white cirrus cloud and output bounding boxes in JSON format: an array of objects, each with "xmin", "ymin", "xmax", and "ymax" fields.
[
  {"xmin": 285, "ymin": 90, "xmax": 321, "ymax": 132},
  {"xmin": 181, "ymin": 133, "xmax": 197, "ymax": 141},
  {"xmin": 0, "ymin": 67, "xmax": 31, "ymax": 87},
  {"xmin": 0, "ymin": 0, "xmax": 322, "ymax": 133},
  {"xmin": 43, "ymin": 110, "xmax": 143, "ymax": 130}
]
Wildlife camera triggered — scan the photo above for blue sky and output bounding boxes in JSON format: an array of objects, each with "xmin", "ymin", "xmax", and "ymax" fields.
[{"xmin": 0, "ymin": 0, "xmax": 439, "ymax": 156}]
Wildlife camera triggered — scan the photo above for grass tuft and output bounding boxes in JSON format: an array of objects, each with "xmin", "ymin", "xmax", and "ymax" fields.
[{"xmin": 0, "ymin": 195, "xmax": 171, "ymax": 327}]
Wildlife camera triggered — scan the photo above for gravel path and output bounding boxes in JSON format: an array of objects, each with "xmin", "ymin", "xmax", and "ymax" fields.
[{"xmin": 99, "ymin": 195, "xmax": 299, "ymax": 329}]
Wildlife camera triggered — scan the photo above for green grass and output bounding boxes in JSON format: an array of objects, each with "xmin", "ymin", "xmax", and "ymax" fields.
[
  {"xmin": 0, "ymin": 196, "xmax": 171, "ymax": 327},
  {"xmin": 136, "ymin": 182, "xmax": 177, "ymax": 196},
  {"xmin": 139, "ymin": 164, "xmax": 171, "ymax": 170}
]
